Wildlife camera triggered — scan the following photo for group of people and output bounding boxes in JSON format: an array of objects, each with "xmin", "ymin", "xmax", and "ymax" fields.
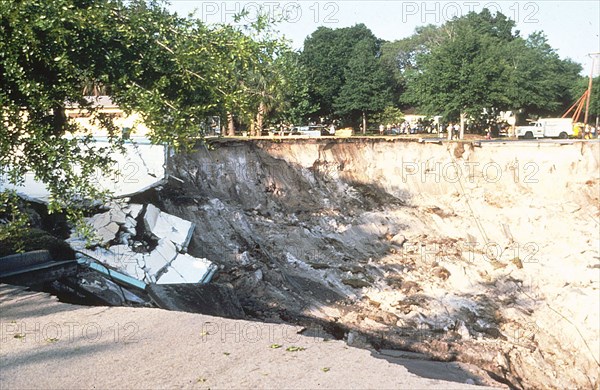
[
  {"xmin": 445, "ymin": 123, "xmax": 461, "ymax": 140},
  {"xmin": 378, "ymin": 121, "xmax": 435, "ymax": 135}
]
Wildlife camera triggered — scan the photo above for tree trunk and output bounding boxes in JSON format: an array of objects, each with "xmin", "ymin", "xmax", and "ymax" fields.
[
  {"xmin": 459, "ymin": 112, "xmax": 466, "ymax": 140},
  {"xmin": 362, "ymin": 111, "xmax": 367, "ymax": 135},
  {"xmin": 255, "ymin": 101, "xmax": 266, "ymax": 136},
  {"xmin": 227, "ymin": 112, "xmax": 235, "ymax": 136}
]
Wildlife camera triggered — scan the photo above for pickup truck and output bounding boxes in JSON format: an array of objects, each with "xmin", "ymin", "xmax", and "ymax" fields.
[{"xmin": 516, "ymin": 118, "xmax": 573, "ymax": 139}]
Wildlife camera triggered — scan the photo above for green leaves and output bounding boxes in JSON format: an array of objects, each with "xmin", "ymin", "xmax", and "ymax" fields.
[
  {"xmin": 1, "ymin": 0, "xmax": 297, "ymax": 241},
  {"xmin": 333, "ymin": 38, "xmax": 391, "ymax": 129},
  {"xmin": 401, "ymin": 9, "xmax": 581, "ymax": 124},
  {"xmin": 285, "ymin": 346, "xmax": 306, "ymax": 352},
  {"xmin": 301, "ymin": 24, "xmax": 386, "ymax": 121}
]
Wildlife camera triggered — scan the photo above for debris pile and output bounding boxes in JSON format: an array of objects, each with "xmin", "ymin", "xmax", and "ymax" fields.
[{"xmin": 69, "ymin": 202, "xmax": 217, "ymax": 287}]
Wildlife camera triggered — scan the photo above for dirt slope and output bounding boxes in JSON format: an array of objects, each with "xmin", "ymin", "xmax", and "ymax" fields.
[{"xmin": 154, "ymin": 138, "xmax": 599, "ymax": 389}]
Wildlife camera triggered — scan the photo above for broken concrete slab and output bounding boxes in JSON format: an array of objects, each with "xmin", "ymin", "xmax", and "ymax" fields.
[
  {"xmin": 144, "ymin": 204, "xmax": 194, "ymax": 251},
  {"xmin": 125, "ymin": 216, "xmax": 137, "ymax": 226},
  {"xmin": 89, "ymin": 208, "xmax": 127, "ymax": 228},
  {"xmin": 124, "ymin": 203, "xmax": 143, "ymax": 219},
  {"xmin": 108, "ymin": 245, "xmax": 143, "ymax": 271},
  {"xmin": 79, "ymin": 247, "xmax": 121, "ymax": 270},
  {"xmin": 95, "ymin": 222, "xmax": 120, "ymax": 245},
  {"xmin": 78, "ymin": 272, "xmax": 147, "ymax": 305},
  {"xmin": 123, "ymin": 261, "xmax": 145, "ymax": 280},
  {"xmin": 87, "ymin": 212, "xmax": 110, "ymax": 231},
  {"xmin": 156, "ymin": 253, "xmax": 216, "ymax": 285},
  {"xmin": 110, "ymin": 208, "xmax": 128, "ymax": 225},
  {"xmin": 77, "ymin": 245, "xmax": 143, "ymax": 277},
  {"xmin": 154, "ymin": 266, "xmax": 186, "ymax": 284},
  {"xmin": 146, "ymin": 283, "xmax": 245, "ymax": 318},
  {"xmin": 143, "ymin": 238, "xmax": 177, "ymax": 276},
  {"xmin": 79, "ymin": 258, "xmax": 147, "ymax": 290}
]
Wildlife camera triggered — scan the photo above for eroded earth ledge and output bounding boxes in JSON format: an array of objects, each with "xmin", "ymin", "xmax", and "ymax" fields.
[{"xmin": 156, "ymin": 138, "xmax": 599, "ymax": 389}]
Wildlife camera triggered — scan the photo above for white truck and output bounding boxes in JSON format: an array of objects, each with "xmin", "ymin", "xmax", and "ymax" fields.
[{"xmin": 516, "ymin": 118, "xmax": 573, "ymax": 139}]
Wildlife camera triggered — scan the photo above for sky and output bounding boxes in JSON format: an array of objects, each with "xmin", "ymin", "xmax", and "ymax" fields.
[{"xmin": 168, "ymin": 1, "xmax": 600, "ymax": 76}]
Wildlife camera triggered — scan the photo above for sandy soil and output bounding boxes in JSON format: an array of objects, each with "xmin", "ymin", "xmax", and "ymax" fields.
[{"xmin": 160, "ymin": 138, "xmax": 599, "ymax": 389}]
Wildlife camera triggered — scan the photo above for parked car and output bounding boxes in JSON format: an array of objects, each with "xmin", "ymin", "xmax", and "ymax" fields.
[{"xmin": 291, "ymin": 125, "xmax": 324, "ymax": 137}]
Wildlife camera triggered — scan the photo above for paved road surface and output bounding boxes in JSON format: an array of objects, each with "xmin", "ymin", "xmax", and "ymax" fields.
[{"xmin": 0, "ymin": 284, "xmax": 500, "ymax": 389}]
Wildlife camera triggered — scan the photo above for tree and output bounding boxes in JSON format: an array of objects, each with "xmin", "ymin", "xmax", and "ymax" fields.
[
  {"xmin": 402, "ymin": 9, "xmax": 582, "ymax": 136},
  {"xmin": 265, "ymin": 51, "xmax": 315, "ymax": 127},
  {"xmin": 333, "ymin": 39, "xmax": 391, "ymax": 133},
  {"xmin": 404, "ymin": 11, "xmax": 515, "ymax": 128},
  {"xmin": 301, "ymin": 24, "xmax": 381, "ymax": 119},
  {"xmin": 0, "ymin": 0, "xmax": 293, "ymax": 249},
  {"xmin": 371, "ymin": 106, "xmax": 404, "ymax": 127},
  {"xmin": 504, "ymin": 32, "xmax": 582, "ymax": 118},
  {"xmin": 380, "ymin": 24, "xmax": 444, "ymax": 105}
]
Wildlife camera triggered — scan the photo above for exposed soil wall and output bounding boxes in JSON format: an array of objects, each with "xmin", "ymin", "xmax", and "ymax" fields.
[{"xmin": 161, "ymin": 139, "xmax": 599, "ymax": 389}]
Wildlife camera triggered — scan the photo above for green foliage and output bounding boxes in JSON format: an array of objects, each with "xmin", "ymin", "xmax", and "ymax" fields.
[
  {"xmin": 333, "ymin": 39, "xmax": 391, "ymax": 126},
  {"xmin": 1, "ymin": 0, "xmax": 124, "ymax": 213},
  {"xmin": 380, "ymin": 24, "xmax": 444, "ymax": 104},
  {"xmin": 301, "ymin": 24, "xmax": 385, "ymax": 119},
  {"xmin": 398, "ymin": 9, "xmax": 582, "ymax": 122},
  {"xmin": 0, "ymin": 190, "xmax": 29, "ymax": 253},
  {"xmin": 504, "ymin": 32, "xmax": 583, "ymax": 116},
  {"xmin": 1, "ymin": 0, "xmax": 302, "ymax": 239},
  {"xmin": 402, "ymin": 10, "xmax": 516, "ymax": 121},
  {"xmin": 570, "ymin": 76, "xmax": 600, "ymax": 121},
  {"xmin": 265, "ymin": 51, "xmax": 316, "ymax": 126},
  {"xmin": 371, "ymin": 106, "xmax": 404, "ymax": 126}
]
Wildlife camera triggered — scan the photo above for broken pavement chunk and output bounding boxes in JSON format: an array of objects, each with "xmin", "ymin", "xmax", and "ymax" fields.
[
  {"xmin": 89, "ymin": 208, "xmax": 127, "ymax": 229},
  {"xmin": 95, "ymin": 222, "xmax": 120, "ymax": 245},
  {"xmin": 108, "ymin": 206, "xmax": 128, "ymax": 225},
  {"xmin": 143, "ymin": 204, "xmax": 195, "ymax": 251},
  {"xmin": 78, "ymin": 245, "xmax": 142, "ymax": 275},
  {"xmin": 86, "ymin": 206, "xmax": 130, "ymax": 245},
  {"xmin": 143, "ymin": 238, "xmax": 177, "ymax": 276},
  {"xmin": 125, "ymin": 203, "xmax": 143, "ymax": 219},
  {"xmin": 125, "ymin": 215, "xmax": 137, "ymax": 229},
  {"xmin": 156, "ymin": 253, "xmax": 216, "ymax": 284}
]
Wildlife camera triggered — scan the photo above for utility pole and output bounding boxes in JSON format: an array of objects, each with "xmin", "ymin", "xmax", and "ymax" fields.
[{"xmin": 584, "ymin": 53, "xmax": 600, "ymax": 125}]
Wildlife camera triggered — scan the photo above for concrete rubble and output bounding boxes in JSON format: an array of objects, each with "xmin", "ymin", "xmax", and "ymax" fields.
[
  {"xmin": 68, "ymin": 202, "xmax": 216, "ymax": 288},
  {"xmin": 144, "ymin": 204, "xmax": 194, "ymax": 251},
  {"xmin": 157, "ymin": 253, "xmax": 216, "ymax": 284}
]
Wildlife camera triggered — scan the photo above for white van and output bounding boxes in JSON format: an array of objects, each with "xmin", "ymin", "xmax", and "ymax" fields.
[{"xmin": 516, "ymin": 118, "xmax": 573, "ymax": 139}]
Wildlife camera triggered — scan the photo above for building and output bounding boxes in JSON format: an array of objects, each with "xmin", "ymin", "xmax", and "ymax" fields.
[{"xmin": 66, "ymin": 95, "xmax": 151, "ymax": 138}]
